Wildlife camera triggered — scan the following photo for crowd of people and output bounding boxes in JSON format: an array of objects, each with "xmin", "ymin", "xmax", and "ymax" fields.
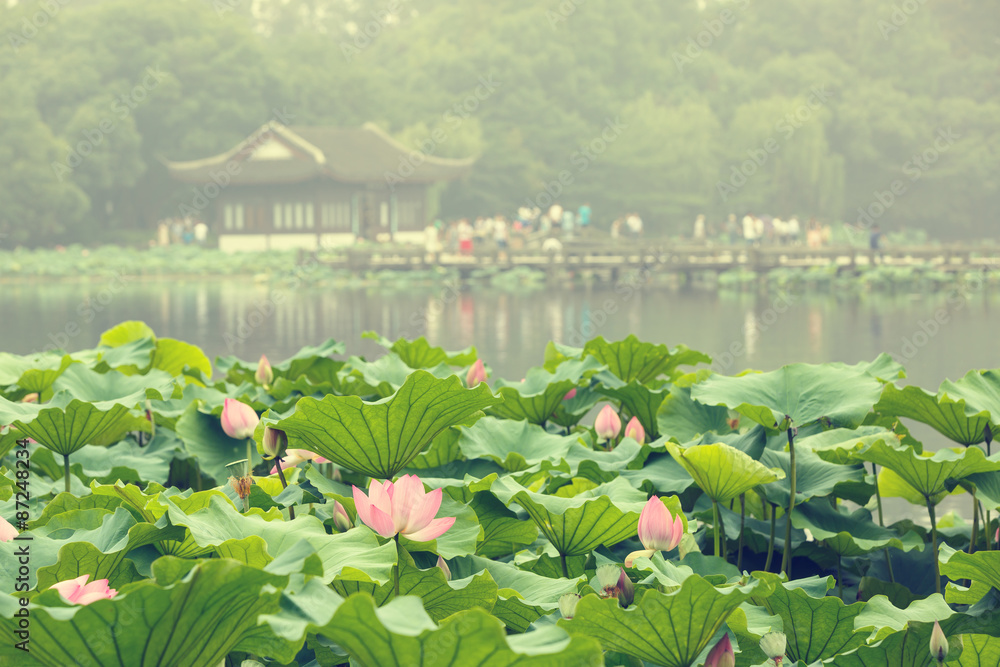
[
  {"xmin": 690, "ymin": 213, "xmax": 834, "ymax": 248},
  {"xmin": 155, "ymin": 217, "xmax": 209, "ymax": 246}
]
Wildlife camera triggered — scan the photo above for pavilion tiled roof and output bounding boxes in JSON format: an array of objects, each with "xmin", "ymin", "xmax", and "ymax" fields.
[{"xmin": 163, "ymin": 122, "xmax": 475, "ymax": 186}]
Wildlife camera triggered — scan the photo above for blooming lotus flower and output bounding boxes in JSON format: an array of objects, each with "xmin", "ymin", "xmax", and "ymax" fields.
[
  {"xmin": 50, "ymin": 575, "xmax": 117, "ymax": 605},
  {"xmin": 261, "ymin": 426, "xmax": 287, "ymax": 459},
  {"xmin": 0, "ymin": 516, "xmax": 18, "ymax": 542},
  {"xmin": 255, "ymin": 355, "xmax": 274, "ymax": 386},
  {"xmin": 332, "ymin": 501, "xmax": 352, "ymax": 532},
  {"xmin": 624, "ymin": 416, "xmax": 645, "ymax": 443},
  {"xmin": 352, "ymin": 474, "xmax": 455, "ymax": 542},
  {"xmin": 221, "ymin": 399, "xmax": 259, "ymax": 439},
  {"xmin": 466, "ymin": 359, "xmax": 487, "ymax": 387},
  {"xmin": 563, "ymin": 388, "xmax": 577, "ymax": 401},
  {"xmin": 759, "ymin": 632, "xmax": 786, "ymax": 666},
  {"xmin": 625, "ymin": 496, "xmax": 685, "ymax": 566},
  {"xmin": 930, "ymin": 620, "xmax": 948, "ymax": 663},
  {"xmin": 595, "ymin": 404, "xmax": 621, "ymax": 440},
  {"xmin": 436, "ymin": 556, "xmax": 452, "ymax": 581},
  {"xmin": 558, "ymin": 593, "xmax": 581, "ymax": 619},
  {"xmin": 705, "ymin": 633, "xmax": 735, "ymax": 667},
  {"xmin": 21, "ymin": 393, "xmax": 38, "ymax": 403},
  {"xmin": 596, "ymin": 565, "xmax": 633, "ymax": 607},
  {"xmin": 727, "ymin": 417, "xmax": 740, "ymax": 431},
  {"xmin": 269, "ymin": 448, "xmax": 330, "ymax": 474}
]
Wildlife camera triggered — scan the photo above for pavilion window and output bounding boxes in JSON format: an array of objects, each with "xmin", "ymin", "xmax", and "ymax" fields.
[
  {"xmin": 322, "ymin": 201, "xmax": 351, "ymax": 231},
  {"xmin": 295, "ymin": 203, "xmax": 304, "ymax": 229},
  {"xmin": 273, "ymin": 203, "xmax": 282, "ymax": 229},
  {"xmin": 305, "ymin": 203, "xmax": 315, "ymax": 229},
  {"xmin": 234, "ymin": 204, "xmax": 245, "ymax": 230},
  {"xmin": 224, "ymin": 205, "xmax": 234, "ymax": 230},
  {"xmin": 285, "ymin": 203, "xmax": 293, "ymax": 229}
]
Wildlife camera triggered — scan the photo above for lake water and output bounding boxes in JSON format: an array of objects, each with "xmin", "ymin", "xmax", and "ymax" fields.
[{"xmin": 2, "ymin": 278, "xmax": 997, "ymax": 523}]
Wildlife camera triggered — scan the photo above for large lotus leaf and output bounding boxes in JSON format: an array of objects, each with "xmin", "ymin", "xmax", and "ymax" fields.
[
  {"xmin": 52, "ymin": 364, "xmax": 175, "ymax": 403},
  {"xmin": 490, "ymin": 357, "xmax": 604, "ymax": 424},
  {"xmin": 362, "ymin": 331, "xmax": 478, "ymax": 368},
  {"xmin": 657, "ymin": 375, "xmax": 733, "ymax": 442},
  {"xmin": 875, "ymin": 383, "xmax": 990, "ymax": 445},
  {"xmin": 664, "ymin": 441, "xmax": 784, "ymax": 503},
  {"xmin": 27, "ymin": 491, "xmax": 124, "ymax": 529},
  {"xmin": 458, "ymin": 417, "xmax": 576, "ymax": 472},
  {"xmin": 692, "ymin": 363, "xmax": 884, "ymax": 430},
  {"xmin": 792, "ymin": 500, "xmax": 922, "ymax": 557},
  {"xmin": 963, "ymin": 470, "xmax": 1000, "ymax": 511},
  {"xmin": 95, "ymin": 336, "xmax": 157, "ymax": 372},
  {"xmin": 490, "ymin": 476, "xmax": 649, "ymax": 555},
  {"xmin": 99, "ymin": 320, "xmax": 156, "ymax": 347},
  {"xmin": 469, "ymin": 491, "xmax": 539, "ymax": 558},
  {"xmin": 855, "ymin": 593, "xmax": 957, "ymax": 641},
  {"xmin": 562, "ymin": 438, "xmax": 644, "ymax": 483},
  {"xmin": 342, "ymin": 354, "xmax": 456, "ymax": 398},
  {"xmin": 450, "ymin": 555, "xmax": 583, "ymax": 632},
  {"xmin": 854, "ymin": 439, "xmax": 1000, "ymax": 499},
  {"xmin": 0, "ymin": 351, "xmax": 72, "ymax": 391},
  {"xmin": 548, "ymin": 384, "xmax": 602, "ymax": 428},
  {"xmin": 950, "ymin": 635, "xmax": 1000, "ymax": 666},
  {"xmin": 34, "ymin": 542, "xmax": 144, "ymax": 591},
  {"xmin": 277, "ymin": 370, "xmax": 498, "ymax": 478},
  {"xmin": 150, "ymin": 337, "xmax": 212, "ymax": 378},
  {"xmin": 1, "ymin": 395, "xmax": 144, "ymax": 456},
  {"xmin": 407, "ymin": 425, "xmax": 464, "ymax": 469},
  {"xmin": 60, "ymin": 439, "xmax": 172, "ymax": 487},
  {"xmin": 878, "ymin": 467, "xmax": 961, "ymax": 506},
  {"xmin": 760, "ymin": 445, "xmax": 867, "ymax": 507},
  {"xmin": 620, "ymin": 449, "xmax": 696, "ymax": 494},
  {"xmin": 16, "ymin": 356, "xmax": 75, "ymax": 396},
  {"xmin": 174, "ymin": 401, "xmax": 250, "ymax": 485},
  {"xmin": 828, "ymin": 622, "xmax": 964, "ymax": 667},
  {"xmin": 0, "ymin": 557, "xmax": 289, "ymax": 667},
  {"xmin": 595, "ymin": 374, "xmax": 669, "ymax": 439},
  {"xmin": 834, "ymin": 353, "xmax": 907, "ymax": 382},
  {"xmin": 798, "ymin": 425, "xmax": 900, "ymax": 465},
  {"xmin": 939, "ymin": 544, "xmax": 1000, "ymax": 591},
  {"xmin": 164, "ymin": 495, "xmax": 397, "ymax": 583},
  {"xmin": 940, "ymin": 369, "xmax": 1000, "ymax": 429},
  {"xmin": 560, "ymin": 574, "xmax": 769, "ymax": 667},
  {"xmin": 746, "ymin": 572, "xmax": 871, "ymax": 664},
  {"xmin": 264, "ymin": 590, "xmax": 603, "ymax": 667},
  {"xmin": 582, "ymin": 335, "xmax": 710, "ymax": 384}
]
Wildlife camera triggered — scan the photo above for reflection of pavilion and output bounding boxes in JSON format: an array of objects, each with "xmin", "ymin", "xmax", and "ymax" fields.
[{"xmin": 165, "ymin": 122, "xmax": 474, "ymax": 252}]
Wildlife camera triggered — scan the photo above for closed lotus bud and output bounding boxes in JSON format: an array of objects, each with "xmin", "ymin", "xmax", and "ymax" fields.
[
  {"xmin": 759, "ymin": 632, "xmax": 786, "ymax": 665},
  {"xmin": 616, "ymin": 569, "xmax": 634, "ymax": 607},
  {"xmin": 261, "ymin": 426, "xmax": 287, "ymax": 459},
  {"xmin": 466, "ymin": 359, "xmax": 487, "ymax": 387},
  {"xmin": 558, "ymin": 593, "xmax": 581, "ymax": 619},
  {"xmin": 705, "ymin": 633, "xmax": 735, "ymax": 667},
  {"xmin": 624, "ymin": 416, "xmax": 645, "ymax": 443},
  {"xmin": 930, "ymin": 620, "xmax": 948, "ymax": 663},
  {"xmin": 563, "ymin": 388, "xmax": 577, "ymax": 401},
  {"xmin": 332, "ymin": 501, "xmax": 352, "ymax": 532},
  {"xmin": 595, "ymin": 404, "xmax": 622, "ymax": 441},
  {"xmin": 221, "ymin": 398, "xmax": 260, "ymax": 440},
  {"xmin": 436, "ymin": 556, "xmax": 451, "ymax": 581},
  {"xmin": 255, "ymin": 355, "xmax": 274, "ymax": 386},
  {"xmin": 21, "ymin": 393, "xmax": 38, "ymax": 403}
]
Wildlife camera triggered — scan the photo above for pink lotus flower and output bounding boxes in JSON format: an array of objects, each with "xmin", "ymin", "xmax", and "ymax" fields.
[
  {"xmin": 332, "ymin": 501, "xmax": 352, "ymax": 532},
  {"xmin": 705, "ymin": 633, "xmax": 735, "ymax": 667},
  {"xmin": 221, "ymin": 398, "xmax": 259, "ymax": 440},
  {"xmin": 352, "ymin": 474, "xmax": 455, "ymax": 542},
  {"xmin": 21, "ymin": 393, "xmax": 38, "ymax": 403},
  {"xmin": 261, "ymin": 425, "xmax": 286, "ymax": 459},
  {"xmin": 595, "ymin": 404, "xmax": 621, "ymax": 441},
  {"xmin": 50, "ymin": 575, "xmax": 117, "ymax": 605},
  {"xmin": 436, "ymin": 556, "xmax": 452, "ymax": 581},
  {"xmin": 269, "ymin": 448, "xmax": 330, "ymax": 474},
  {"xmin": 466, "ymin": 359, "xmax": 487, "ymax": 387},
  {"xmin": 624, "ymin": 416, "xmax": 645, "ymax": 443},
  {"xmin": 0, "ymin": 516, "xmax": 18, "ymax": 542},
  {"xmin": 624, "ymin": 496, "xmax": 685, "ymax": 567},
  {"xmin": 563, "ymin": 388, "xmax": 577, "ymax": 401},
  {"xmin": 255, "ymin": 354, "xmax": 274, "ymax": 385}
]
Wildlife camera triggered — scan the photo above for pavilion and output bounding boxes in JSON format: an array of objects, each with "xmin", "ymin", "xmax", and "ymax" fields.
[{"xmin": 164, "ymin": 122, "xmax": 475, "ymax": 252}]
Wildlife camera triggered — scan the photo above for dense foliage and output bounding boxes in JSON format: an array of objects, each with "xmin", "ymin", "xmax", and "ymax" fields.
[
  {"xmin": 1, "ymin": 324, "xmax": 1000, "ymax": 665},
  {"xmin": 0, "ymin": 0, "xmax": 997, "ymax": 244}
]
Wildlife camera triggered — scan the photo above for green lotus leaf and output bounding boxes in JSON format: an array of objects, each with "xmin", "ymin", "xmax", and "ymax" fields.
[
  {"xmin": 963, "ymin": 470, "xmax": 1000, "ymax": 511},
  {"xmin": 939, "ymin": 369, "xmax": 1000, "ymax": 433},
  {"xmin": 583, "ymin": 335, "xmax": 710, "ymax": 384},
  {"xmin": 362, "ymin": 331, "xmax": 478, "ymax": 368},
  {"xmin": 745, "ymin": 572, "xmax": 870, "ymax": 664},
  {"xmin": 52, "ymin": 364, "xmax": 175, "ymax": 403},
  {"xmin": 342, "ymin": 354, "xmax": 456, "ymax": 398},
  {"xmin": 855, "ymin": 593, "xmax": 955, "ymax": 640},
  {"xmin": 759, "ymin": 445, "xmax": 868, "ymax": 507},
  {"xmin": 469, "ymin": 490, "xmax": 539, "ymax": 558},
  {"xmin": 264, "ymin": 590, "xmax": 603, "ymax": 666},
  {"xmin": 657, "ymin": 375, "xmax": 733, "ymax": 442},
  {"xmin": 164, "ymin": 494, "xmax": 397, "ymax": 583},
  {"xmin": 834, "ymin": 353, "xmax": 906, "ymax": 382},
  {"xmin": 173, "ymin": 401, "xmax": 251, "ymax": 485},
  {"xmin": 548, "ymin": 385, "xmax": 602, "ymax": 428},
  {"xmin": 595, "ymin": 374, "xmax": 669, "ymax": 439},
  {"xmin": 949, "ymin": 634, "xmax": 1000, "ymax": 666},
  {"xmin": 828, "ymin": 622, "xmax": 963, "ymax": 667},
  {"xmin": 0, "ymin": 351, "xmax": 72, "ymax": 392},
  {"xmin": 26, "ymin": 491, "xmax": 124, "ymax": 529},
  {"xmin": 664, "ymin": 441, "xmax": 784, "ymax": 503},
  {"xmin": 875, "ymin": 382, "xmax": 991, "ymax": 445},
  {"xmin": 692, "ymin": 363, "xmax": 884, "ymax": 430},
  {"xmin": 562, "ymin": 438, "xmax": 644, "ymax": 483},
  {"xmin": 1, "ymin": 395, "xmax": 146, "ymax": 456},
  {"xmin": 490, "ymin": 357, "xmax": 604, "ymax": 424},
  {"xmin": 490, "ymin": 476, "xmax": 648, "ymax": 555},
  {"xmin": 34, "ymin": 541, "xmax": 144, "ymax": 591},
  {"xmin": 277, "ymin": 369, "xmax": 498, "ymax": 478},
  {"xmin": 406, "ymin": 425, "xmax": 464, "ymax": 469},
  {"xmin": 560, "ymin": 574, "xmax": 769, "ymax": 667},
  {"xmin": 458, "ymin": 417, "xmax": 576, "ymax": 471},
  {"xmin": 150, "ymin": 337, "xmax": 212, "ymax": 378},
  {"xmin": 877, "ymin": 466, "xmax": 957, "ymax": 506},
  {"xmin": 854, "ymin": 439, "xmax": 1000, "ymax": 500},
  {"xmin": 792, "ymin": 500, "xmax": 922, "ymax": 557},
  {"xmin": 939, "ymin": 543, "xmax": 1000, "ymax": 591},
  {"xmin": 619, "ymin": 448, "xmax": 696, "ymax": 494},
  {"xmin": 399, "ymin": 490, "xmax": 482, "ymax": 559},
  {"xmin": 99, "ymin": 320, "xmax": 156, "ymax": 347},
  {"xmin": 95, "ymin": 336, "xmax": 157, "ymax": 372},
  {"xmin": 798, "ymin": 425, "xmax": 900, "ymax": 465}
]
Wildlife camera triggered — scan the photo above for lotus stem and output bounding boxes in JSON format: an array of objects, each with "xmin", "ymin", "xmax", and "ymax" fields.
[
  {"xmin": 987, "ymin": 510, "xmax": 993, "ymax": 551},
  {"xmin": 927, "ymin": 496, "xmax": 941, "ymax": 595},
  {"xmin": 765, "ymin": 504, "xmax": 776, "ymax": 572},
  {"xmin": 712, "ymin": 499, "xmax": 724, "ymax": 561},
  {"xmin": 246, "ymin": 439, "xmax": 254, "ymax": 476},
  {"xmin": 64, "ymin": 454, "xmax": 71, "ymax": 494},
  {"xmin": 970, "ymin": 488, "xmax": 978, "ymax": 554},
  {"xmin": 781, "ymin": 425, "xmax": 796, "ymax": 578},
  {"xmin": 393, "ymin": 535, "xmax": 401, "ymax": 598},
  {"xmin": 737, "ymin": 494, "xmax": 746, "ymax": 571},
  {"xmin": 871, "ymin": 463, "xmax": 885, "ymax": 526},
  {"xmin": 275, "ymin": 459, "xmax": 295, "ymax": 520},
  {"xmin": 837, "ymin": 553, "xmax": 844, "ymax": 601},
  {"xmin": 560, "ymin": 552, "xmax": 569, "ymax": 579}
]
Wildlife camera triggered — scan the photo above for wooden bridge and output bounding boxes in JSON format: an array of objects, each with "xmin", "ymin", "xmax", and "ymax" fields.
[{"xmin": 300, "ymin": 241, "xmax": 1000, "ymax": 279}]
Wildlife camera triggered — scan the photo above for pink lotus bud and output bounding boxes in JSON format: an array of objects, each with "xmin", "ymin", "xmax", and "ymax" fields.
[
  {"xmin": 705, "ymin": 633, "xmax": 735, "ymax": 667},
  {"xmin": 625, "ymin": 496, "xmax": 685, "ymax": 567},
  {"xmin": 332, "ymin": 501, "xmax": 352, "ymax": 532},
  {"xmin": 269, "ymin": 448, "xmax": 328, "ymax": 474},
  {"xmin": 255, "ymin": 355, "xmax": 274, "ymax": 386},
  {"xmin": 436, "ymin": 556, "xmax": 452, "ymax": 581},
  {"xmin": 930, "ymin": 620, "xmax": 948, "ymax": 663},
  {"xmin": 352, "ymin": 474, "xmax": 455, "ymax": 542},
  {"xmin": 594, "ymin": 405, "xmax": 621, "ymax": 441},
  {"xmin": 624, "ymin": 416, "xmax": 645, "ymax": 443},
  {"xmin": 616, "ymin": 569, "xmax": 634, "ymax": 607},
  {"xmin": 0, "ymin": 515, "xmax": 18, "ymax": 542},
  {"xmin": 50, "ymin": 575, "xmax": 117, "ymax": 605},
  {"xmin": 466, "ymin": 359, "xmax": 487, "ymax": 387},
  {"xmin": 21, "ymin": 393, "xmax": 38, "ymax": 403},
  {"xmin": 563, "ymin": 388, "xmax": 577, "ymax": 401},
  {"xmin": 261, "ymin": 426, "xmax": 286, "ymax": 459},
  {"xmin": 221, "ymin": 399, "xmax": 260, "ymax": 440}
]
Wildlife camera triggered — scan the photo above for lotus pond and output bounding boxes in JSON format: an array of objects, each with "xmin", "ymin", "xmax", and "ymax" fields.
[{"xmin": 1, "ymin": 323, "xmax": 1000, "ymax": 666}]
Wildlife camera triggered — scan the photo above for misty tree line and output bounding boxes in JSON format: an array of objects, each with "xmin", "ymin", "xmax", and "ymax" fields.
[{"xmin": 0, "ymin": 0, "xmax": 997, "ymax": 245}]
